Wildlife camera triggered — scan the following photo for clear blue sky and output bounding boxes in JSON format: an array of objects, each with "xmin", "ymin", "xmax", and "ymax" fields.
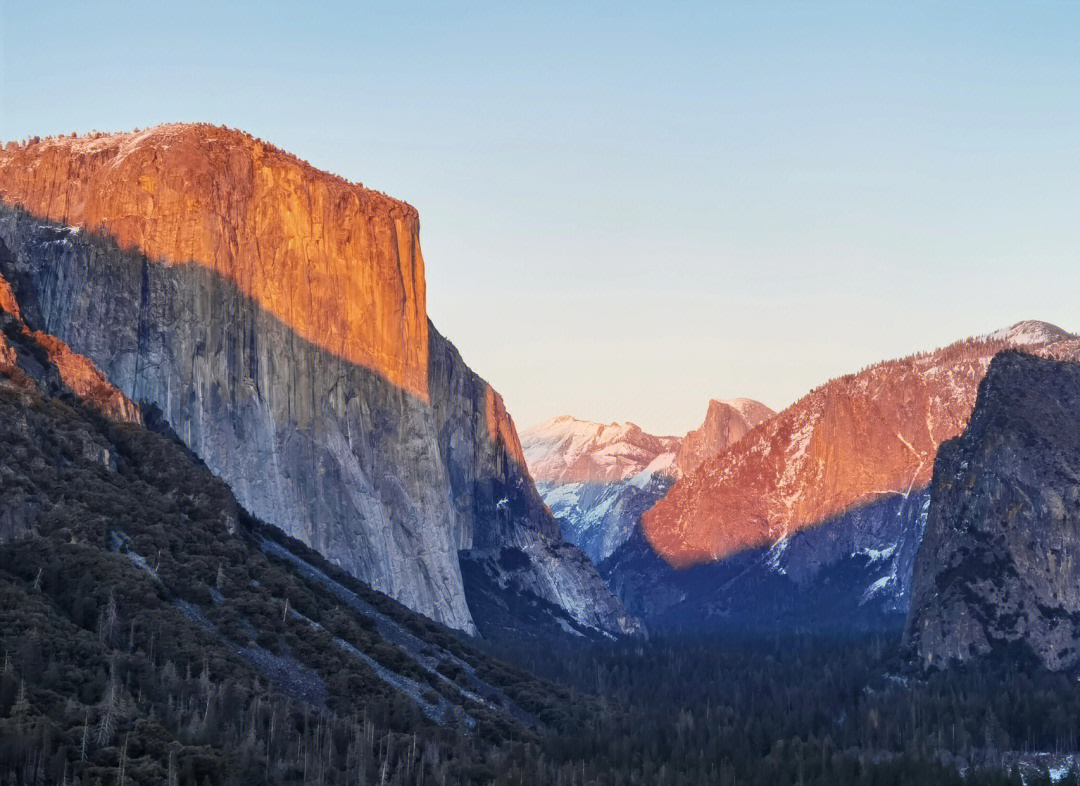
[{"xmin": 2, "ymin": 2, "xmax": 1078, "ymax": 434}]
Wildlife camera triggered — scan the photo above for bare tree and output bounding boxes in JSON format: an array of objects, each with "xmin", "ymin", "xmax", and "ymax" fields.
[{"xmin": 96, "ymin": 670, "xmax": 120, "ymax": 746}]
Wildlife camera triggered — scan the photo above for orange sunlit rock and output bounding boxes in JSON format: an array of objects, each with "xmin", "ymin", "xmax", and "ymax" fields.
[
  {"xmin": 486, "ymin": 386, "xmax": 529, "ymax": 469},
  {"xmin": 644, "ymin": 328, "xmax": 1080, "ymax": 567},
  {"xmin": 30, "ymin": 331, "xmax": 141, "ymax": 423},
  {"xmin": 0, "ymin": 271, "xmax": 139, "ymax": 420},
  {"xmin": 0, "ymin": 274, "xmax": 20, "ymax": 319},
  {"xmin": 0, "ymin": 124, "xmax": 429, "ymax": 399}
]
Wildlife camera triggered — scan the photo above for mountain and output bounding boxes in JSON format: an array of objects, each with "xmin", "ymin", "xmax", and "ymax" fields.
[
  {"xmin": 0, "ymin": 291, "xmax": 576, "ymax": 782},
  {"xmin": 906, "ymin": 351, "xmax": 1080, "ymax": 670},
  {"xmin": 673, "ymin": 398, "xmax": 774, "ymax": 477},
  {"xmin": 0, "ymin": 125, "xmax": 639, "ymax": 639},
  {"xmin": 521, "ymin": 416, "xmax": 681, "ymax": 485},
  {"xmin": 521, "ymin": 401, "xmax": 773, "ymax": 564},
  {"xmin": 521, "ymin": 399, "xmax": 774, "ymax": 565},
  {"xmin": 602, "ymin": 323, "xmax": 1079, "ymax": 632},
  {"xmin": 520, "ymin": 416, "xmax": 678, "ymax": 562},
  {"xmin": 645, "ymin": 322, "xmax": 1078, "ymax": 567}
]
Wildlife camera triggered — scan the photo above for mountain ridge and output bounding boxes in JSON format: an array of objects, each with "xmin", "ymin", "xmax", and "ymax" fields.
[{"xmin": 644, "ymin": 321, "xmax": 1080, "ymax": 568}]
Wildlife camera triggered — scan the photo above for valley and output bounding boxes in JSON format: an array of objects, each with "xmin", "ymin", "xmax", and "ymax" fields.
[{"xmin": 2, "ymin": 124, "xmax": 1080, "ymax": 785}]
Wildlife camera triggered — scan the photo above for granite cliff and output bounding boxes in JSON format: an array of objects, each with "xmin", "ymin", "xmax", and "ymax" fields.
[
  {"xmin": 906, "ymin": 351, "xmax": 1080, "ymax": 670},
  {"xmin": 598, "ymin": 324, "xmax": 1080, "ymax": 634},
  {"xmin": 0, "ymin": 125, "xmax": 638, "ymax": 637},
  {"xmin": 672, "ymin": 398, "xmax": 774, "ymax": 478},
  {"xmin": 644, "ymin": 322, "xmax": 1079, "ymax": 568}
]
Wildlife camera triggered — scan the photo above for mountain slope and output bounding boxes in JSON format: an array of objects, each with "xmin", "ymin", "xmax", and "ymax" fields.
[
  {"xmin": 598, "ymin": 323, "xmax": 1080, "ymax": 634},
  {"xmin": 644, "ymin": 323, "xmax": 1080, "ymax": 568},
  {"xmin": 521, "ymin": 416, "xmax": 679, "ymax": 563},
  {"xmin": 0, "ymin": 277, "xmax": 571, "ymax": 784},
  {"xmin": 0, "ymin": 125, "xmax": 638, "ymax": 638},
  {"xmin": 906, "ymin": 351, "xmax": 1080, "ymax": 670},
  {"xmin": 521, "ymin": 416, "xmax": 680, "ymax": 485}
]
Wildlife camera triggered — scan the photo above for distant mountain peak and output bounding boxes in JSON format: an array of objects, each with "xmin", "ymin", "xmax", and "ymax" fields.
[
  {"xmin": 984, "ymin": 320, "xmax": 1075, "ymax": 347},
  {"xmin": 522, "ymin": 416, "xmax": 679, "ymax": 485},
  {"xmin": 673, "ymin": 398, "xmax": 775, "ymax": 478}
]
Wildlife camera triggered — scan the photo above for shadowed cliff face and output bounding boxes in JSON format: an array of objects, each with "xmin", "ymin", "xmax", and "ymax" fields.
[
  {"xmin": 906, "ymin": 352, "xmax": 1080, "ymax": 671},
  {"xmin": 0, "ymin": 241, "xmax": 139, "ymax": 424},
  {"xmin": 644, "ymin": 325, "xmax": 1080, "ymax": 568},
  {"xmin": 603, "ymin": 488, "xmax": 930, "ymax": 632},
  {"xmin": 0, "ymin": 203, "xmax": 639, "ymax": 637},
  {"xmin": 0, "ymin": 125, "xmax": 428, "ymax": 398}
]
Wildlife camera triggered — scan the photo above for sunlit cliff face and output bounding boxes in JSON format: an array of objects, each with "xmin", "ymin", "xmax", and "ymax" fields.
[
  {"xmin": 644, "ymin": 326, "xmax": 1080, "ymax": 568},
  {"xmin": 0, "ymin": 123, "xmax": 429, "ymax": 399}
]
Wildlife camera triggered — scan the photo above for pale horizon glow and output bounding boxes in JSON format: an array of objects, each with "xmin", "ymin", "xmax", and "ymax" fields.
[{"xmin": 2, "ymin": 2, "xmax": 1078, "ymax": 435}]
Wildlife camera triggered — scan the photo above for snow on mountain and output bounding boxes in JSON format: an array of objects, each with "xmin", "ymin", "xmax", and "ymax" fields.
[
  {"xmin": 522, "ymin": 400, "xmax": 773, "ymax": 564},
  {"xmin": 644, "ymin": 321, "xmax": 1080, "ymax": 569},
  {"xmin": 984, "ymin": 320, "xmax": 1075, "ymax": 347},
  {"xmin": 521, "ymin": 416, "xmax": 680, "ymax": 485}
]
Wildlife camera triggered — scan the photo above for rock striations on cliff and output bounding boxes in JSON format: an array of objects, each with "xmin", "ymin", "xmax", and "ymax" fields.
[
  {"xmin": 0, "ymin": 124, "xmax": 639, "ymax": 638},
  {"xmin": 906, "ymin": 351, "xmax": 1080, "ymax": 670}
]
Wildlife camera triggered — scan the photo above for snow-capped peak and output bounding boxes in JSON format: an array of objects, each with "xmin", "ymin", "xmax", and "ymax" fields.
[{"xmin": 985, "ymin": 320, "xmax": 1075, "ymax": 347}]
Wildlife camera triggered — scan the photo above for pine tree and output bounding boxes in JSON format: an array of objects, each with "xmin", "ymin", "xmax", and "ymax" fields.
[
  {"xmin": 98, "ymin": 593, "xmax": 118, "ymax": 647},
  {"xmin": 116, "ymin": 733, "xmax": 129, "ymax": 786}
]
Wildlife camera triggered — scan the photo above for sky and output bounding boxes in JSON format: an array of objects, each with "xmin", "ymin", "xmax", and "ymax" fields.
[{"xmin": 2, "ymin": 2, "xmax": 1079, "ymax": 435}]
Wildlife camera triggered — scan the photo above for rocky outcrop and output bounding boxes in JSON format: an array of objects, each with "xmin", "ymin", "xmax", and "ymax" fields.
[
  {"xmin": 673, "ymin": 398, "xmax": 774, "ymax": 477},
  {"xmin": 0, "ymin": 125, "xmax": 428, "ymax": 397},
  {"xmin": 428, "ymin": 331, "xmax": 643, "ymax": 636},
  {"xmin": 0, "ymin": 125, "xmax": 639, "ymax": 637},
  {"xmin": 644, "ymin": 324, "xmax": 1080, "ymax": 568},
  {"xmin": 0, "ymin": 240, "xmax": 139, "ymax": 423},
  {"xmin": 906, "ymin": 351, "xmax": 1080, "ymax": 670}
]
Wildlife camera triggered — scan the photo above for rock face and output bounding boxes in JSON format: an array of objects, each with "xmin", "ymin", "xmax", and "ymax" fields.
[
  {"xmin": 906, "ymin": 351, "xmax": 1080, "ymax": 670},
  {"xmin": 604, "ymin": 488, "xmax": 931, "ymax": 632},
  {"xmin": 0, "ymin": 240, "xmax": 139, "ymax": 425},
  {"xmin": 644, "ymin": 323, "xmax": 1079, "ymax": 568},
  {"xmin": 673, "ymin": 398, "xmax": 774, "ymax": 477},
  {"xmin": 595, "ymin": 325, "xmax": 1080, "ymax": 634},
  {"xmin": 0, "ymin": 125, "xmax": 639, "ymax": 637},
  {"xmin": 0, "ymin": 125, "xmax": 428, "ymax": 397}
]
